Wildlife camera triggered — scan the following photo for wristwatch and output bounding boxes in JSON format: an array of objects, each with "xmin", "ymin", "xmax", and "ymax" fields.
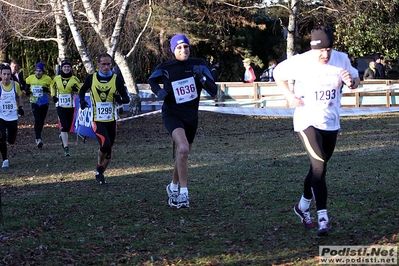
[{"xmin": 200, "ymin": 76, "xmax": 207, "ymax": 83}]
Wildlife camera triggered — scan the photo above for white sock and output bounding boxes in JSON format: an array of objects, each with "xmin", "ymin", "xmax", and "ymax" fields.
[
  {"xmin": 180, "ymin": 187, "xmax": 188, "ymax": 196},
  {"xmin": 317, "ymin": 209, "xmax": 328, "ymax": 223},
  {"xmin": 299, "ymin": 195, "xmax": 312, "ymax": 211},
  {"xmin": 170, "ymin": 182, "xmax": 179, "ymax": 192}
]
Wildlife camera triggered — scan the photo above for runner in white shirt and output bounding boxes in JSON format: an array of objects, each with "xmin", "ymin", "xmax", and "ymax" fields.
[
  {"xmin": 0, "ymin": 64, "xmax": 24, "ymax": 168},
  {"xmin": 273, "ymin": 26, "xmax": 360, "ymax": 236}
]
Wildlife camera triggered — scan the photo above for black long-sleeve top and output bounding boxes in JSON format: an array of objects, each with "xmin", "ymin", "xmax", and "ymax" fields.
[{"xmin": 148, "ymin": 58, "xmax": 217, "ymax": 121}]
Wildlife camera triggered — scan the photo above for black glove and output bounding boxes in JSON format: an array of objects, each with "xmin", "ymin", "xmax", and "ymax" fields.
[
  {"xmin": 114, "ymin": 94, "xmax": 123, "ymax": 104},
  {"xmin": 193, "ymin": 65, "xmax": 206, "ymax": 83},
  {"xmin": 53, "ymin": 96, "xmax": 59, "ymax": 103},
  {"xmin": 72, "ymin": 85, "xmax": 79, "ymax": 92},
  {"xmin": 18, "ymin": 106, "xmax": 24, "ymax": 116},
  {"xmin": 156, "ymin": 89, "xmax": 167, "ymax": 100},
  {"xmin": 42, "ymin": 87, "xmax": 50, "ymax": 93},
  {"xmin": 80, "ymin": 100, "xmax": 88, "ymax": 110}
]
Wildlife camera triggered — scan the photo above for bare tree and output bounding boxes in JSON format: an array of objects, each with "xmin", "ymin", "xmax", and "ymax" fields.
[
  {"xmin": 2, "ymin": 0, "xmax": 155, "ymax": 115},
  {"xmin": 74, "ymin": 0, "xmax": 153, "ymax": 114},
  {"xmin": 286, "ymin": 0, "xmax": 299, "ymax": 58},
  {"xmin": 49, "ymin": 0, "xmax": 67, "ymax": 63},
  {"xmin": 62, "ymin": 0, "xmax": 96, "ymax": 74}
]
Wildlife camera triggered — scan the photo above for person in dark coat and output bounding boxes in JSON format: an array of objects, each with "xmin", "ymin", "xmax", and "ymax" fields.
[
  {"xmin": 374, "ymin": 55, "xmax": 385, "ymax": 79},
  {"xmin": 210, "ymin": 62, "xmax": 220, "ymax": 82},
  {"xmin": 363, "ymin": 60, "xmax": 376, "ymax": 80},
  {"xmin": 10, "ymin": 60, "xmax": 26, "ymax": 89}
]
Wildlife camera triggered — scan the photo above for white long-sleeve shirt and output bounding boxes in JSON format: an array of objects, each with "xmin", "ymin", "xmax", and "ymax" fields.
[{"xmin": 273, "ymin": 50, "xmax": 359, "ymax": 132}]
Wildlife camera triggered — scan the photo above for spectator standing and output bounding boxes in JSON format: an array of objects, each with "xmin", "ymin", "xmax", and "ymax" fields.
[
  {"xmin": 267, "ymin": 60, "xmax": 277, "ymax": 82},
  {"xmin": 0, "ymin": 65, "xmax": 24, "ymax": 168},
  {"xmin": 25, "ymin": 62, "xmax": 53, "ymax": 148},
  {"xmin": 374, "ymin": 55, "xmax": 386, "ymax": 79},
  {"xmin": 79, "ymin": 53, "xmax": 130, "ymax": 184},
  {"xmin": 260, "ymin": 69, "xmax": 268, "ymax": 82},
  {"xmin": 211, "ymin": 62, "xmax": 220, "ymax": 82},
  {"xmin": 363, "ymin": 60, "xmax": 376, "ymax": 80},
  {"xmin": 50, "ymin": 59, "xmax": 81, "ymax": 157},
  {"xmin": 242, "ymin": 58, "xmax": 256, "ymax": 83},
  {"xmin": 148, "ymin": 34, "xmax": 217, "ymax": 208},
  {"xmin": 10, "ymin": 60, "xmax": 25, "ymax": 89},
  {"xmin": 260, "ymin": 59, "xmax": 277, "ymax": 82},
  {"xmin": 273, "ymin": 26, "xmax": 360, "ymax": 236}
]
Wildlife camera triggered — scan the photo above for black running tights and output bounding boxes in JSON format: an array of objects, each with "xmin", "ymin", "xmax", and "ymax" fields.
[{"xmin": 297, "ymin": 126, "xmax": 338, "ymax": 210}]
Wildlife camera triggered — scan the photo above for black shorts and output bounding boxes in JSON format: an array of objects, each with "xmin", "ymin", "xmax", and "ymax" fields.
[
  {"xmin": 162, "ymin": 114, "xmax": 198, "ymax": 144},
  {"xmin": 92, "ymin": 120, "xmax": 116, "ymax": 150},
  {"xmin": 57, "ymin": 107, "xmax": 75, "ymax": 132}
]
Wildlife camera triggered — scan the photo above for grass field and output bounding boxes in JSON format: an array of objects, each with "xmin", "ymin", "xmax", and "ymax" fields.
[{"xmin": 0, "ymin": 104, "xmax": 398, "ymax": 265}]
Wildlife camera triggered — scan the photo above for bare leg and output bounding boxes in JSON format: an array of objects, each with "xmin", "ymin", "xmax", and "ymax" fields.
[
  {"xmin": 98, "ymin": 149, "xmax": 106, "ymax": 166},
  {"xmin": 171, "ymin": 128, "xmax": 192, "ymax": 187},
  {"xmin": 103, "ymin": 158, "xmax": 111, "ymax": 171},
  {"xmin": 60, "ymin": 132, "xmax": 68, "ymax": 147}
]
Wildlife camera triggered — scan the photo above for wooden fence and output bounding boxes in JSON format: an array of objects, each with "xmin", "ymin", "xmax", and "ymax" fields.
[{"xmin": 135, "ymin": 80, "xmax": 399, "ymax": 112}]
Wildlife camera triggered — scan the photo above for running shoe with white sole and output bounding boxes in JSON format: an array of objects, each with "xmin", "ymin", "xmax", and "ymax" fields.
[
  {"xmin": 166, "ymin": 184, "xmax": 179, "ymax": 198},
  {"xmin": 317, "ymin": 217, "xmax": 329, "ymax": 236},
  {"xmin": 2, "ymin": 159, "xmax": 9, "ymax": 168},
  {"xmin": 36, "ymin": 139, "xmax": 43, "ymax": 149},
  {"xmin": 294, "ymin": 203, "xmax": 315, "ymax": 229},
  {"xmin": 168, "ymin": 192, "xmax": 189, "ymax": 208}
]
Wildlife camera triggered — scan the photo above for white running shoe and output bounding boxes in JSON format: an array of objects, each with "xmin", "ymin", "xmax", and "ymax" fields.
[
  {"xmin": 317, "ymin": 217, "xmax": 329, "ymax": 236},
  {"xmin": 168, "ymin": 192, "xmax": 189, "ymax": 209},
  {"xmin": 2, "ymin": 159, "xmax": 9, "ymax": 168},
  {"xmin": 166, "ymin": 184, "xmax": 179, "ymax": 198}
]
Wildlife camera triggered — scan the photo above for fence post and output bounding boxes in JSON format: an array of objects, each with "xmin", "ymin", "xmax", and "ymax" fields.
[
  {"xmin": 253, "ymin": 83, "xmax": 259, "ymax": 108},
  {"xmin": 220, "ymin": 83, "xmax": 226, "ymax": 107}
]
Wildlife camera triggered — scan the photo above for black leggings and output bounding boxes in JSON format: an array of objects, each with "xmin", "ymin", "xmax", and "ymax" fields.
[
  {"xmin": 31, "ymin": 103, "xmax": 49, "ymax": 139},
  {"xmin": 297, "ymin": 126, "xmax": 338, "ymax": 210},
  {"xmin": 0, "ymin": 119, "xmax": 18, "ymax": 160}
]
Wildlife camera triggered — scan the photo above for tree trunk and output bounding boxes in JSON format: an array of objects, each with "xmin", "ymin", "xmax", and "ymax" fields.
[
  {"xmin": 50, "ymin": 0, "xmax": 67, "ymax": 67},
  {"xmin": 62, "ymin": 0, "xmax": 96, "ymax": 74},
  {"xmin": 108, "ymin": 0, "xmax": 130, "ymax": 58},
  {"xmin": 286, "ymin": 0, "xmax": 299, "ymax": 59},
  {"xmin": 0, "ymin": 5, "xmax": 9, "ymax": 63},
  {"xmin": 113, "ymin": 51, "xmax": 140, "ymax": 116}
]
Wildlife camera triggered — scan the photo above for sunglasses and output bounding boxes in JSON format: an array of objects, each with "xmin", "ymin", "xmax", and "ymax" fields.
[{"xmin": 176, "ymin": 45, "xmax": 189, "ymax": 50}]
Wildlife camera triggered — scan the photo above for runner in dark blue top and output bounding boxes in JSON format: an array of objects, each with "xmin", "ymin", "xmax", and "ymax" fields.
[{"xmin": 148, "ymin": 34, "xmax": 217, "ymax": 209}]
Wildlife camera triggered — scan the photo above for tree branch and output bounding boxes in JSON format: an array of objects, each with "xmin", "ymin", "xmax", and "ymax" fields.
[
  {"xmin": 126, "ymin": 0, "xmax": 153, "ymax": 58},
  {"xmin": 0, "ymin": 9, "xmax": 57, "ymax": 42},
  {"xmin": 216, "ymin": 0, "xmax": 289, "ymax": 11},
  {"xmin": 303, "ymin": 5, "xmax": 338, "ymax": 14},
  {"xmin": 0, "ymin": 0, "xmax": 47, "ymax": 13}
]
